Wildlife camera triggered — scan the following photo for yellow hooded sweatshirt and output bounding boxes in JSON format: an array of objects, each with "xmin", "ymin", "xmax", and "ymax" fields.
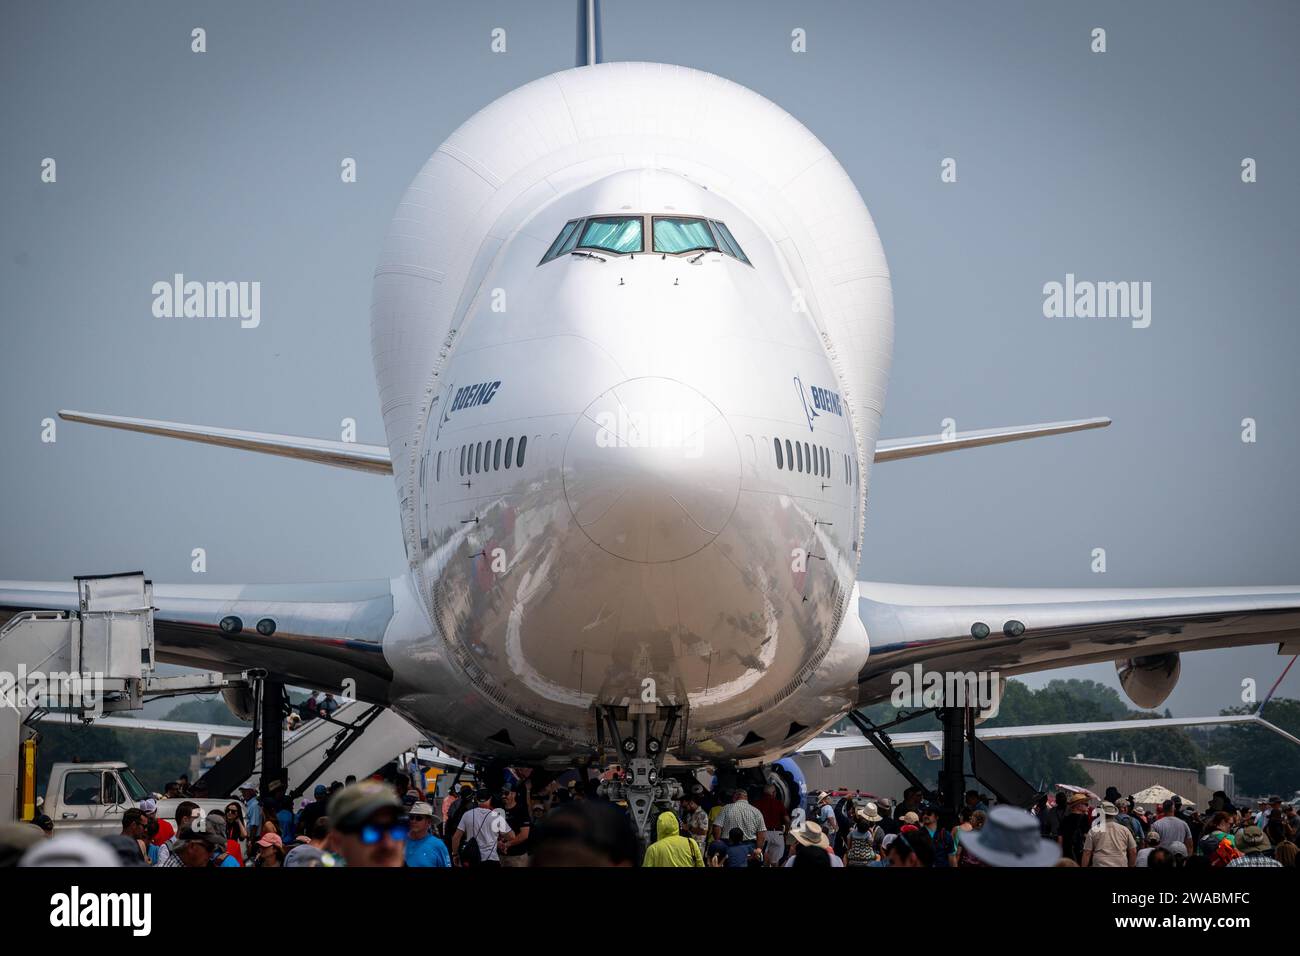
[{"xmin": 642, "ymin": 810, "xmax": 704, "ymax": 867}]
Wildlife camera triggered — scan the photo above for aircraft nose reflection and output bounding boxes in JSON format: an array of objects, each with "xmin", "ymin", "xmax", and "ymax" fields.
[{"xmin": 563, "ymin": 377, "xmax": 740, "ymax": 564}]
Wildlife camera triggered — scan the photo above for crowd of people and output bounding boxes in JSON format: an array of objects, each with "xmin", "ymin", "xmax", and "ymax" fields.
[
  {"xmin": 1, "ymin": 766, "xmax": 1295, "ymax": 868},
  {"xmin": 1033, "ymin": 786, "xmax": 1297, "ymax": 868}
]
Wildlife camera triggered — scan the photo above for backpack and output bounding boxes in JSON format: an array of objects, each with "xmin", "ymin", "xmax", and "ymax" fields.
[
  {"xmin": 460, "ymin": 809, "xmax": 495, "ymax": 866},
  {"xmin": 845, "ymin": 828, "xmax": 877, "ymax": 866}
]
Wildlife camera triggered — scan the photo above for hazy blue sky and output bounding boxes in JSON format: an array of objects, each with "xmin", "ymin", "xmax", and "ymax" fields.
[{"xmin": 2, "ymin": 1, "xmax": 1298, "ymax": 717}]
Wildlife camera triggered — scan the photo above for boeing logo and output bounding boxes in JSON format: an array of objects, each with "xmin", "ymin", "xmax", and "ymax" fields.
[
  {"xmin": 439, "ymin": 380, "xmax": 502, "ymax": 433},
  {"xmin": 794, "ymin": 375, "xmax": 843, "ymax": 431}
]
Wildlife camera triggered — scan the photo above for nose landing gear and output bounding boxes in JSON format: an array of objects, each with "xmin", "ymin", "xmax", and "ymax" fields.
[{"xmin": 594, "ymin": 702, "xmax": 684, "ymax": 847}]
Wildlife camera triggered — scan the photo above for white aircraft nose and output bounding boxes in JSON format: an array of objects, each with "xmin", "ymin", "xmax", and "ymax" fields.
[{"xmin": 563, "ymin": 377, "xmax": 741, "ymax": 564}]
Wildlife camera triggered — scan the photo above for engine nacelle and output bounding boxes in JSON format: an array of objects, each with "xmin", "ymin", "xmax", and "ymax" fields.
[
  {"xmin": 1116, "ymin": 653, "xmax": 1181, "ymax": 710},
  {"xmin": 221, "ymin": 684, "xmax": 257, "ymax": 722}
]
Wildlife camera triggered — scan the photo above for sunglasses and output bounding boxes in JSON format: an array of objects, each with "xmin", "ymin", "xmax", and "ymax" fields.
[{"xmin": 358, "ymin": 823, "xmax": 408, "ymax": 845}]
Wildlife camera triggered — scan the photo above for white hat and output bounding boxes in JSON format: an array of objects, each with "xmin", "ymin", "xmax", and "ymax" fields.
[
  {"xmin": 961, "ymin": 806, "xmax": 1061, "ymax": 868},
  {"xmin": 409, "ymin": 802, "xmax": 435, "ymax": 817},
  {"xmin": 20, "ymin": 833, "xmax": 121, "ymax": 868}
]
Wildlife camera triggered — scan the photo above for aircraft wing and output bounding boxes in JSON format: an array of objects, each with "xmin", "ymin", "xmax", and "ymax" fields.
[
  {"xmin": 0, "ymin": 578, "xmax": 400, "ymax": 702},
  {"xmin": 58, "ymin": 410, "xmax": 392, "ymax": 475},
  {"xmin": 856, "ymin": 582, "xmax": 1300, "ymax": 706},
  {"xmin": 873, "ymin": 417, "xmax": 1110, "ymax": 463},
  {"xmin": 796, "ymin": 713, "xmax": 1300, "ymax": 758}
]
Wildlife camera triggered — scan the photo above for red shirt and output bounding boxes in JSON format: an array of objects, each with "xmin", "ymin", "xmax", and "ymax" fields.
[
  {"xmin": 152, "ymin": 819, "xmax": 174, "ymax": 846},
  {"xmin": 753, "ymin": 795, "xmax": 787, "ymax": 831}
]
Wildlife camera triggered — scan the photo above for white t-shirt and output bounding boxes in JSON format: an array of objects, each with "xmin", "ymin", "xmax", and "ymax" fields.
[{"xmin": 457, "ymin": 807, "xmax": 509, "ymax": 862}]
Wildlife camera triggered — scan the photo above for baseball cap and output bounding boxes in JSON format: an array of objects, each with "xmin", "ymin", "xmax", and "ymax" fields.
[
  {"xmin": 137, "ymin": 798, "xmax": 158, "ymax": 814},
  {"xmin": 327, "ymin": 781, "xmax": 403, "ymax": 832},
  {"xmin": 256, "ymin": 832, "xmax": 284, "ymax": 849},
  {"xmin": 284, "ymin": 844, "xmax": 337, "ymax": 867},
  {"xmin": 176, "ymin": 825, "xmax": 223, "ymax": 849}
]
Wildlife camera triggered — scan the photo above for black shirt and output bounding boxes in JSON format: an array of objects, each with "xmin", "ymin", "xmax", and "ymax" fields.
[
  {"xmin": 1059, "ymin": 812, "xmax": 1089, "ymax": 863},
  {"xmin": 503, "ymin": 801, "xmax": 531, "ymax": 856}
]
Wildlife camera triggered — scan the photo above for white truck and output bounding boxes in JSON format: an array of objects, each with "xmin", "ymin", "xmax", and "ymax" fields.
[{"xmin": 36, "ymin": 760, "xmax": 230, "ymax": 835}]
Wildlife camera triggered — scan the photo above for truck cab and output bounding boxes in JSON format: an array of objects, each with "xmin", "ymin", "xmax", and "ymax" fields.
[{"xmin": 42, "ymin": 761, "xmax": 151, "ymax": 834}]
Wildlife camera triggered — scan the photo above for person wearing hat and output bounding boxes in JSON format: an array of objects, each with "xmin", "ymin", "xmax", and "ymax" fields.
[
  {"xmin": 1135, "ymin": 829, "xmax": 1161, "ymax": 867},
  {"xmin": 813, "ymin": 791, "xmax": 836, "ymax": 837},
  {"xmin": 158, "ymin": 818, "xmax": 225, "ymax": 868},
  {"xmin": 137, "ymin": 797, "xmax": 173, "ymax": 852},
  {"xmin": 1081, "ymin": 801, "xmax": 1137, "ymax": 867},
  {"xmin": 254, "ymin": 831, "xmax": 286, "ymax": 867},
  {"xmin": 404, "ymin": 800, "xmax": 451, "ymax": 867},
  {"xmin": 235, "ymin": 780, "xmax": 262, "ymax": 834},
  {"xmin": 961, "ymin": 805, "xmax": 1062, "ymax": 867},
  {"xmin": 1058, "ymin": 792, "xmax": 1091, "ymax": 864},
  {"xmin": 857, "ymin": 800, "xmax": 886, "ymax": 856},
  {"xmin": 203, "ymin": 810, "xmax": 242, "ymax": 867},
  {"xmin": 298, "ymin": 783, "xmax": 331, "ymax": 840},
  {"xmin": 19, "ymin": 832, "xmax": 122, "ymax": 868},
  {"xmin": 1259, "ymin": 794, "xmax": 1285, "ymax": 830},
  {"xmin": 782, "ymin": 820, "xmax": 843, "ymax": 867},
  {"xmin": 843, "ymin": 809, "xmax": 881, "ymax": 866},
  {"xmin": 1227, "ymin": 825, "xmax": 1282, "ymax": 867},
  {"xmin": 327, "ymin": 780, "xmax": 407, "ymax": 867}
]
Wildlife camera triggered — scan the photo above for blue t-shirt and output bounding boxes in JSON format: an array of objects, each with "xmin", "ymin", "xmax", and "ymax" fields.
[
  {"xmin": 216, "ymin": 852, "xmax": 241, "ymax": 867},
  {"xmin": 708, "ymin": 839, "xmax": 755, "ymax": 868},
  {"xmin": 405, "ymin": 834, "xmax": 451, "ymax": 868}
]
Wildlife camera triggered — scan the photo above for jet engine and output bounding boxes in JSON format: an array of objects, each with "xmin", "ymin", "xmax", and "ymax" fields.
[
  {"xmin": 1115, "ymin": 653, "xmax": 1181, "ymax": 710},
  {"xmin": 222, "ymin": 684, "xmax": 257, "ymax": 722}
]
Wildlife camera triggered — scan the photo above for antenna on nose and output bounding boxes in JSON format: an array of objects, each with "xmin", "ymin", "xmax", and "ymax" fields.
[{"xmin": 576, "ymin": 0, "xmax": 603, "ymax": 67}]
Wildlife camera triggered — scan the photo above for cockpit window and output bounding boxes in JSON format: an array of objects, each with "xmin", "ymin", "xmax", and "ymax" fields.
[
  {"xmin": 654, "ymin": 217, "xmax": 750, "ymax": 264},
  {"xmin": 542, "ymin": 219, "xmax": 583, "ymax": 262},
  {"xmin": 653, "ymin": 217, "xmax": 717, "ymax": 254},
  {"xmin": 708, "ymin": 220, "xmax": 750, "ymax": 264},
  {"xmin": 540, "ymin": 214, "xmax": 749, "ymax": 266},
  {"xmin": 577, "ymin": 216, "xmax": 642, "ymax": 254}
]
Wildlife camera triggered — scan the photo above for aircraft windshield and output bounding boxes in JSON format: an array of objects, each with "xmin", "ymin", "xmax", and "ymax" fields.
[
  {"xmin": 540, "ymin": 214, "xmax": 749, "ymax": 265},
  {"xmin": 578, "ymin": 216, "xmax": 642, "ymax": 254},
  {"xmin": 653, "ymin": 217, "xmax": 717, "ymax": 254}
]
